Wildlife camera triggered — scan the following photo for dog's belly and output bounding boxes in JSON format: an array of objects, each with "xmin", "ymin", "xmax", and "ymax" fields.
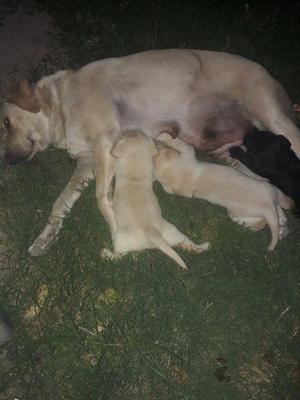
[
  {"xmin": 102, "ymin": 50, "xmax": 255, "ymax": 153},
  {"xmin": 113, "ymin": 94, "xmax": 252, "ymax": 153}
]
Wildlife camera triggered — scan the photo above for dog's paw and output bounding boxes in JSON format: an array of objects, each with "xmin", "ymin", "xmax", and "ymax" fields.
[
  {"xmin": 194, "ymin": 241, "xmax": 211, "ymax": 254},
  {"xmin": 28, "ymin": 237, "xmax": 52, "ymax": 257}
]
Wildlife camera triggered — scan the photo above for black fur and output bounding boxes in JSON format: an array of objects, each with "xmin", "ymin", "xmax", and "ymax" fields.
[{"xmin": 229, "ymin": 128, "xmax": 300, "ymax": 214}]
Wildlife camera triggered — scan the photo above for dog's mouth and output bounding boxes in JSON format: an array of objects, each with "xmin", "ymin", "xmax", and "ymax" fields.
[
  {"xmin": 5, "ymin": 152, "xmax": 28, "ymax": 164},
  {"xmin": 5, "ymin": 137, "xmax": 37, "ymax": 165}
]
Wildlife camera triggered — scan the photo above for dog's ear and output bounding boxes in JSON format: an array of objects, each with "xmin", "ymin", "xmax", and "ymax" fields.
[
  {"xmin": 277, "ymin": 135, "xmax": 291, "ymax": 150},
  {"xmin": 154, "ymin": 140, "xmax": 180, "ymax": 160},
  {"xmin": 110, "ymin": 138, "xmax": 125, "ymax": 158},
  {"xmin": 7, "ymin": 79, "xmax": 40, "ymax": 113},
  {"xmin": 150, "ymin": 139, "xmax": 159, "ymax": 156}
]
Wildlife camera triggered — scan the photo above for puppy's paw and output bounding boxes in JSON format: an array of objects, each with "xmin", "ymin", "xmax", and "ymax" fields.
[
  {"xmin": 229, "ymin": 159, "xmax": 241, "ymax": 169},
  {"xmin": 194, "ymin": 241, "xmax": 211, "ymax": 254},
  {"xmin": 226, "ymin": 155, "xmax": 241, "ymax": 169},
  {"xmin": 101, "ymin": 248, "xmax": 118, "ymax": 260},
  {"xmin": 279, "ymin": 225, "xmax": 289, "ymax": 240}
]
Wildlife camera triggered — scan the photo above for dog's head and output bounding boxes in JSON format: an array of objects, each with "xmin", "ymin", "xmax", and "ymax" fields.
[
  {"xmin": 244, "ymin": 130, "xmax": 291, "ymax": 155},
  {"xmin": 1, "ymin": 80, "xmax": 50, "ymax": 164}
]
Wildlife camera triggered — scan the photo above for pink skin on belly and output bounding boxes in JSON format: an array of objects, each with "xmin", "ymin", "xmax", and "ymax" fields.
[{"xmin": 178, "ymin": 131, "xmax": 244, "ymax": 155}]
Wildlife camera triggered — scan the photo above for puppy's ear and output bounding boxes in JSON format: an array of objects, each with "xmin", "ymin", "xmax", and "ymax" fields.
[
  {"xmin": 278, "ymin": 135, "xmax": 291, "ymax": 150},
  {"xmin": 110, "ymin": 138, "xmax": 125, "ymax": 158},
  {"xmin": 154, "ymin": 140, "xmax": 180, "ymax": 160},
  {"xmin": 150, "ymin": 140, "xmax": 159, "ymax": 156},
  {"xmin": 7, "ymin": 79, "xmax": 40, "ymax": 113}
]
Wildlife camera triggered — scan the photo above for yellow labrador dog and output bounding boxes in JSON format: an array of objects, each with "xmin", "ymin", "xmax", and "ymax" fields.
[
  {"xmin": 102, "ymin": 130, "xmax": 210, "ymax": 269},
  {"xmin": 154, "ymin": 134, "xmax": 292, "ymax": 250},
  {"xmin": 1, "ymin": 49, "xmax": 300, "ymax": 255}
]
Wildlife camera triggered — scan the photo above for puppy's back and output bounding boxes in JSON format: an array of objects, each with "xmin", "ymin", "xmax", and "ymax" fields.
[{"xmin": 113, "ymin": 132, "xmax": 187, "ymax": 268}]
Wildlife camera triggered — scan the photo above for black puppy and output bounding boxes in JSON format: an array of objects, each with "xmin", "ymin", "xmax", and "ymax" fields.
[{"xmin": 229, "ymin": 128, "xmax": 300, "ymax": 214}]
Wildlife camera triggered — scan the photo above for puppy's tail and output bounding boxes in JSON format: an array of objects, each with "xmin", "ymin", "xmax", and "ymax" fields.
[
  {"xmin": 146, "ymin": 228, "xmax": 187, "ymax": 269},
  {"xmin": 264, "ymin": 208, "xmax": 280, "ymax": 251},
  {"xmin": 277, "ymin": 189, "xmax": 294, "ymax": 210}
]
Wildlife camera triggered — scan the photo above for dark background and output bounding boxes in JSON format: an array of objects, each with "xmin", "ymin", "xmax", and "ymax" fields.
[{"xmin": 34, "ymin": 0, "xmax": 300, "ymax": 98}]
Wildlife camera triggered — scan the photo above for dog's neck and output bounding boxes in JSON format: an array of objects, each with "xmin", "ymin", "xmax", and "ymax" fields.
[
  {"xmin": 35, "ymin": 73, "xmax": 69, "ymax": 150},
  {"xmin": 48, "ymin": 96, "xmax": 67, "ymax": 149}
]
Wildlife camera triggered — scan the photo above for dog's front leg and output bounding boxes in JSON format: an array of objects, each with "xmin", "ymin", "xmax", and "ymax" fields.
[
  {"xmin": 28, "ymin": 153, "xmax": 94, "ymax": 256},
  {"xmin": 94, "ymin": 139, "xmax": 117, "ymax": 241}
]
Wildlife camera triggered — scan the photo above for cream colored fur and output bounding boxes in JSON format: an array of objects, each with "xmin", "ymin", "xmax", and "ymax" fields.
[
  {"xmin": 1, "ymin": 49, "xmax": 299, "ymax": 255},
  {"xmin": 101, "ymin": 130, "xmax": 210, "ymax": 269},
  {"xmin": 154, "ymin": 134, "xmax": 291, "ymax": 250}
]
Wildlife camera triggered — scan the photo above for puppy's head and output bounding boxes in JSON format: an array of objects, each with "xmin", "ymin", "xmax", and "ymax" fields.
[
  {"xmin": 2, "ymin": 80, "xmax": 49, "ymax": 164},
  {"xmin": 153, "ymin": 140, "xmax": 180, "ymax": 165},
  {"xmin": 244, "ymin": 130, "xmax": 291, "ymax": 155},
  {"xmin": 110, "ymin": 130, "xmax": 158, "ymax": 159}
]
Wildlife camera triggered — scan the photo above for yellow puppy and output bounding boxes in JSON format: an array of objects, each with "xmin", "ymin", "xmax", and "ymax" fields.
[
  {"xmin": 154, "ymin": 134, "xmax": 291, "ymax": 250},
  {"xmin": 102, "ymin": 130, "xmax": 210, "ymax": 269}
]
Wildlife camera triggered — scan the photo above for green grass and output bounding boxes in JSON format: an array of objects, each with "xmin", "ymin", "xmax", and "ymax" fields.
[
  {"xmin": 0, "ymin": 149, "xmax": 300, "ymax": 399},
  {"xmin": 1, "ymin": 1, "xmax": 300, "ymax": 399}
]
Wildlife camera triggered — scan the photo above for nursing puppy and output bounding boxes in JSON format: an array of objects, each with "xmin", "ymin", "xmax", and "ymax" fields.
[
  {"xmin": 154, "ymin": 134, "xmax": 292, "ymax": 250},
  {"xmin": 229, "ymin": 129, "xmax": 300, "ymax": 214},
  {"xmin": 102, "ymin": 130, "xmax": 210, "ymax": 269}
]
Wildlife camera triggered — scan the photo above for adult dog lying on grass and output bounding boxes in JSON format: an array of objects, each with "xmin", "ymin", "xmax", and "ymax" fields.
[{"xmin": 1, "ymin": 49, "xmax": 300, "ymax": 255}]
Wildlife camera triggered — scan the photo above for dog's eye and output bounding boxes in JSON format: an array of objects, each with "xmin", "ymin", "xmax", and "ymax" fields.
[{"xmin": 4, "ymin": 118, "xmax": 10, "ymax": 128}]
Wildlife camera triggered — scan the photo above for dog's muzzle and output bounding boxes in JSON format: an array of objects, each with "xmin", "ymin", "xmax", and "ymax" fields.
[{"xmin": 4, "ymin": 152, "xmax": 28, "ymax": 165}]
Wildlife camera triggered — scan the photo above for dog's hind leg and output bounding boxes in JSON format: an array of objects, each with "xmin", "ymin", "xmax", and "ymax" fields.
[
  {"xmin": 161, "ymin": 222, "xmax": 211, "ymax": 254},
  {"xmin": 28, "ymin": 153, "xmax": 94, "ymax": 256},
  {"xmin": 244, "ymin": 81, "xmax": 300, "ymax": 156}
]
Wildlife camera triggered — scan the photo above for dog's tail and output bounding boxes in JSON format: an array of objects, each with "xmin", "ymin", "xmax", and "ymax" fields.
[{"xmin": 146, "ymin": 227, "xmax": 187, "ymax": 269}]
